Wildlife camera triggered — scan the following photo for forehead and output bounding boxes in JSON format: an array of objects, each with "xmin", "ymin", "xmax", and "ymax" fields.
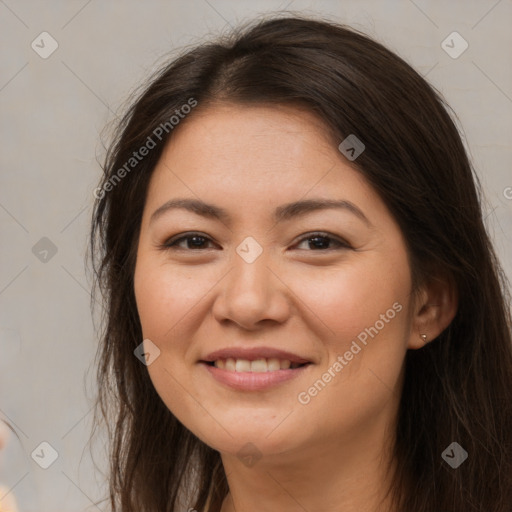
[
  {"xmin": 170, "ymin": 102, "xmax": 337, "ymax": 164},
  {"xmin": 149, "ymin": 103, "xmax": 361, "ymax": 189},
  {"xmin": 142, "ymin": 103, "xmax": 392, "ymax": 231}
]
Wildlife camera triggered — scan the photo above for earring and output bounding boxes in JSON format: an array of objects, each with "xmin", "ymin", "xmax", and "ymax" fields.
[{"xmin": 420, "ymin": 334, "xmax": 427, "ymax": 343}]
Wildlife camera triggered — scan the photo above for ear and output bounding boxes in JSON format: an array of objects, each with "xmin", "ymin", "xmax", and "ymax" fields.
[{"xmin": 408, "ymin": 272, "xmax": 458, "ymax": 349}]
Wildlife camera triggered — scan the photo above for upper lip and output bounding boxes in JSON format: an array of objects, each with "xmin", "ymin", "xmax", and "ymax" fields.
[{"xmin": 201, "ymin": 346, "xmax": 312, "ymax": 364}]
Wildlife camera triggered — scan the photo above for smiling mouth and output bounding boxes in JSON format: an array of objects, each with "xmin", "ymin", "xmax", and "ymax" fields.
[{"xmin": 203, "ymin": 358, "xmax": 310, "ymax": 372}]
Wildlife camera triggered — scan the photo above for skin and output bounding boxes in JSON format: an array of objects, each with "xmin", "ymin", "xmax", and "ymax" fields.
[
  {"xmin": 134, "ymin": 103, "xmax": 457, "ymax": 512},
  {"xmin": 0, "ymin": 423, "xmax": 20, "ymax": 512}
]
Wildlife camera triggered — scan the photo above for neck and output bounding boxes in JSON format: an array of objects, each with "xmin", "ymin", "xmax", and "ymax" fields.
[{"xmin": 219, "ymin": 418, "xmax": 399, "ymax": 512}]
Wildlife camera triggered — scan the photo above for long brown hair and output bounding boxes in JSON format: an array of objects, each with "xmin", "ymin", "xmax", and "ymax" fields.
[{"xmin": 89, "ymin": 14, "xmax": 512, "ymax": 511}]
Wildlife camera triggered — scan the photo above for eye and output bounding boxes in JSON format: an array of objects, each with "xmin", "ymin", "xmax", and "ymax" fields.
[
  {"xmin": 293, "ymin": 232, "xmax": 351, "ymax": 251},
  {"xmin": 162, "ymin": 232, "xmax": 217, "ymax": 251},
  {"xmin": 160, "ymin": 231, "xmax": 351, "ymax": 252}
]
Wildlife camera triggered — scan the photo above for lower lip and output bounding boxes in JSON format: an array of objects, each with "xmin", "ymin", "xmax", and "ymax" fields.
[{"xmin": 200, "ymin": 362, "xmax": 311, "ymax": 391}]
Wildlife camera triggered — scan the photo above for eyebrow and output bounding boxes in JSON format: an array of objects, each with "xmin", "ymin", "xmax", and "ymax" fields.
[{"xmin": 149, "ymin": 197, "xmax": 373, "ymax": 227}]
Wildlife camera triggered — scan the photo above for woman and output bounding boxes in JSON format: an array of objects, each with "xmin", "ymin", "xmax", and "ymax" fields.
[{"xmin": 90, "ymin": 15, "xmax": 512, "ymax": 512}]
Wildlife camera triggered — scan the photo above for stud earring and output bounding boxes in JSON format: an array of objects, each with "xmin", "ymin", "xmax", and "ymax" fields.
[{"xmin": 420, "ymin": 333, "xmax": 428, "ymax": 343}]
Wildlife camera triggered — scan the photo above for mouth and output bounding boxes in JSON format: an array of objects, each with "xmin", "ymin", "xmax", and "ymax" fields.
[
  {"xmin": 199, "ymin": 347, "xmax": 313, "ymax": 390},
  {"xmin": 202, "ymin": 358, "xmax": 310, "ymax": 372},
  {"xmin": 200, "ymin": 346, "xmax": 313, "ymax": 371}
]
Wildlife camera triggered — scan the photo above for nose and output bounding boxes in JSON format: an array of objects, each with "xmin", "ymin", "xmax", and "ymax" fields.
[{"xmin": 212, "ymin": 249, "xmax": 291, "ymax": 330}]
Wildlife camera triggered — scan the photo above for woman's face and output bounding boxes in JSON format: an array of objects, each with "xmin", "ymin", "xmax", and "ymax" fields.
[{"xmin": 134, "ymin": 103, "xmax": 420, "ymax": 463}]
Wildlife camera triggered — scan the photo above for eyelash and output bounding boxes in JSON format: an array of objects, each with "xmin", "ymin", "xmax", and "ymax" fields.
[{"xmin": 161, "ymin": 231, "xmax": 351, "ymax": 252}]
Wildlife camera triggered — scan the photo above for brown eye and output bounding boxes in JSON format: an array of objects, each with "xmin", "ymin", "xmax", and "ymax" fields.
[
  {"xmin": 294, "ymin": 232, "xmax": 351, "ymax": 251},
  {"xmin": 162, "ymin": 233, "xmax": 217, "ymax": 251}
]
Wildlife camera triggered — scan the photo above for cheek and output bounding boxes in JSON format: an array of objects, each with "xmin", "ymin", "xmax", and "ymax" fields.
[
  {"xmin": 290, "ymin": 269, "xmax": 410, "ymax": 439},
  {"xmin": 292, "ymin": 256, "xmax": 410, "ymax": 349},
  {"xmin": 134, "ymin": 258, "xmax": 211, "ymax": 342},
  {"xmin": 291, "ymin": 254, "xmax": 411, "ymax": 415},
  {"xmin": 134, "ymin": 259, "xmax": 213, "ymax": 435}
]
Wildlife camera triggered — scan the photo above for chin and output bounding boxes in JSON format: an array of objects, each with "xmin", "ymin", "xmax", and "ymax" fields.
[{"xmin": 189, "ymin": 418, "xmax": 306, "ymax": 460}]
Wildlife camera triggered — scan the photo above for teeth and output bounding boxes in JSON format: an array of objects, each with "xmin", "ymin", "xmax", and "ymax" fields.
[
  {"xmin": 267, "ymin": 358, "xmax": 281, "ymax": 371},
  {"xmin": 280, "ymin": 359, "xmax": 291, "ymax": 370},
  {"xmin": 213, "ymin": 357, "xmax": 304, "ymax": 372},
  {"xmin": 235, "ymin": 359, "xmax": 251, "ymax": 372},
  {"xmin": 251, "ymin": 358, "xmax": 268, "ymax": 372}
]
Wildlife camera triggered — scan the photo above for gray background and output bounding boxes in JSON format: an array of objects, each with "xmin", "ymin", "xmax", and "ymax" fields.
[{"xmin": 1, "ymin": 1, "xmax": 511, "ymax": 511}]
